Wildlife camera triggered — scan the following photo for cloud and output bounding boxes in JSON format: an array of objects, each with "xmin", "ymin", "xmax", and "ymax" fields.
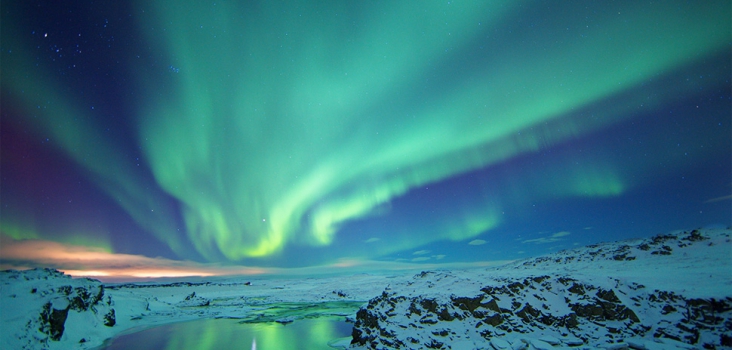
[
  {"xmin": 468, "ymin": 239, "xmax": 487, "ymax": 246},
  {"xmin": 522, "ymin": 237, "xmax": 555, "ymax": 244},
  {"xmin": 704, "ymin": 194, "xmax": 732, "ymax": 203},
  {"xmin": 364, "ymin": 237, "xmax": 380, "ymax": 243},
  {"xmin": 413, "ymin": 250, "xmax": 431, "ymax": 255},
  {"xmin": 0, "ymin": 235, "xmax": 269, "ymax": 280},
  {"xmin": 0, "ymin": 235, "xmax": 511, "ymax": 282},
  {"xmin": 522, "ymin": 231, "xmax": 571, "ymax": 244},
  {"xmin": 412, "ymin": 253, "xmax": 448, "ymax": 262}
]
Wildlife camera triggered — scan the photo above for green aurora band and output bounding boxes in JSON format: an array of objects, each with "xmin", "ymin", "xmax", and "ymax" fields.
[{"xmin": 3, "ymin": 1, "xmax": 730, "ymax": 262}]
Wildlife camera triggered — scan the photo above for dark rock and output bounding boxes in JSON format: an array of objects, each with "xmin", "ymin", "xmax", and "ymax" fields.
[
  {"xmin": 662, "ymin": 305, "xmax": 677, "ymax": 314},
  {"xmin": 570, "ymin": 298, "xmax": 640, "ymax": 323},
  {"xmin": 425, "ymin": 339, "xmax": 444, "ymax": 349},
  {"xmin": 57, "ymin": 285, "xmax": 72, "ymax": 296},
  {"xmin": 452, "ymin": 295, "xmax": 483, "ymax": 313},
  {"xmin": 562, "ymin": 313, "xmax": 579, "ymax": 328},
  {"xmin": 597, "ymin": 289, "xmax": 621, "ymax": 303},
  {"xmin": 177, "ymin": 291, "xmax": 210, "ymax": 307},
  {"xmin": 408, "ymin": 301, "xmax": 422, "ymax": 317},
  {"xmin": 104, "ymin": 309, "xmax": 116, "ymax": 327},
  {"xmin": 437, "ymin": 307, "xmax": 455, "ymax": 321},
  {"xmin": 684, "ymin": 229, "xmax": 708, "ymax": 242},
  {"xmin": 675, "ymin": 322, "xmax": 700, "ymax": 343},
  {"xmin": 516, "ymin": 303, "xmax": 541, "ymax": 323},
  {"xmin": 39, "ymin": 302, "xmax": 69, "ymax": 341},
  {"xmin": 654, "ymin": 327, "xmax": 682, "ymax": 342},
  {"xmin": 651, "ymin": 233, "xmax": 677, "ymax": 244},
  {"xmin": 507, "ymin": 282, "xmax": 525, "ymax": 294},
  {"xmin": 568, "ymin": 283, "xmax": 586, "ymax": 295},
  {"xmin": 484, "ymin": 298, "xmax": 501, "ymax": 313},
  {"xmin": 484, "ymin": 313, "xmax": 503, "ymax": 326},
  {"xmin": 420, "ymin": 316, "xmax": 438, "ymax": 324},
  {"xmin": 355, "ymin": 308, "xmax": 379, "ymax": 330}
]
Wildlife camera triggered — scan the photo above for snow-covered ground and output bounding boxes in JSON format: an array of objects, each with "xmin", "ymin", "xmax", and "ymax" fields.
[
  {"xmin": 0, "ymin": 267, "xmax": 399, "ymax": 349},
  {"xmin": 350, "ymin": 228, "xmax": 732, "ymax": 349},
  {"xmin": 1, "ymin": 228, "xmax": 730, "ymax": 349}
]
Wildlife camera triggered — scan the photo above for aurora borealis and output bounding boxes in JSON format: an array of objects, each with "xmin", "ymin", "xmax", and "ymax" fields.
[{"xmin": 1, "ymin": 1, "xmax": 730, "ymax": 278}]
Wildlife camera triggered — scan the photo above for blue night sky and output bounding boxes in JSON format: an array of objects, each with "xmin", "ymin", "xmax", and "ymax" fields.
[{"xmin": 1, "ymin": 1, "xmax": 730, "ymax": 278}]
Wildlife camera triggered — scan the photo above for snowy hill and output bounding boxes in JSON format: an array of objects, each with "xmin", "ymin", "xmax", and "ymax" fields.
[
  {"xmin": 350, "ymin": 229, "xmax": 732, "ymax": 349},
  {"xmin": 0, "ymin": 228, "xmax": 730, "ymax": 349}
]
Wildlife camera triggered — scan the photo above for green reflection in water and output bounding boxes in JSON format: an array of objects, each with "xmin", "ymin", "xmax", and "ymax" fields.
[
  {"xmin": 106, "ymin": 317, "xmax": 352, "ymax": 350},
  {"xmin": 237, "ymin": 301, "xmax": 365, "ymax": 324}
]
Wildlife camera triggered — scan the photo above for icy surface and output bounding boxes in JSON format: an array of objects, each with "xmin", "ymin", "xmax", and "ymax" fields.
[{"xmin": 1, "ymin": 228, "xmax": 730, "ymax": 349}]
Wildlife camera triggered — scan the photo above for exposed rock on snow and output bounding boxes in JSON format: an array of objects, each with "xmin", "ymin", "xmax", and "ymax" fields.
[
  {"xmin": 351, "ymin": 229, "xmax": 732, "ymax": 349},
  {"xmin": 0, "ymin": 268, "xmax": 116, "ymax": 349},
  {"xmin": 351, "ymin": 275, "xmax": 731, "ymax": 349},
  {"xmin": 176, "ymin": 291, "xmax": 211, "ymax": 307}
]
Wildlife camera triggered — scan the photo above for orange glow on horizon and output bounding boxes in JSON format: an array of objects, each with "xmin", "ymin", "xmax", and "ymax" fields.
[
  {"xmin": 129, "ymin": 270, "xmax": 215, "ymax": 278},
  {"xmin": 61, "ymin": 270, "xmax": 112, "ymax": 277},
  {"xmin": 1, "ymin": 236, "xmax": 272, "ymax": 281},
  {"xmin": 1, "ymin": 235, "xmax": 509, "ymax": 282},
  {"xmin": 58, "ymin": 266, "xmax": 272, "ymax": 281}
]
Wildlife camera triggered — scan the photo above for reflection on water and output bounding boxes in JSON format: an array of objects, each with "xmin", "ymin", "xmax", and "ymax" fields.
[{"xmin": 104, "ymin": 318, "xmax": 353, "ymax": 350}]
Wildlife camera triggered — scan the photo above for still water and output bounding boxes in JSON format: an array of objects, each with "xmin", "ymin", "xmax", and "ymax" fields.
[{"xmin": 104, "ymin": 318, "xmax": 353, "ymax": 350}]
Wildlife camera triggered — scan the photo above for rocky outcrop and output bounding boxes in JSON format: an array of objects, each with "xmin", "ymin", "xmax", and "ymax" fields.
[
  {"xmin": 352, "ymin": 275, "xmax": 732, "ymax": 349},
  {"xmin": 35, "ymin": 273, "xmax": 115, "ymax": 342},
  {"xmin": 176, "ymin": 291, "xmax": 211, "ymax": 307},
  {"xmin": 1, "ymin": 268, "xmax": 116, "ymax": 349},
  {"xmin": 351, "ymin": 229, "xmax": 732, "ymax": 349}
]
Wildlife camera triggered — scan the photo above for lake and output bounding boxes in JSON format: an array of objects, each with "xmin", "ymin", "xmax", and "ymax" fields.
[{"xmin": 103, "ymin": 317, "xmax": 354, "ymax": 350}]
